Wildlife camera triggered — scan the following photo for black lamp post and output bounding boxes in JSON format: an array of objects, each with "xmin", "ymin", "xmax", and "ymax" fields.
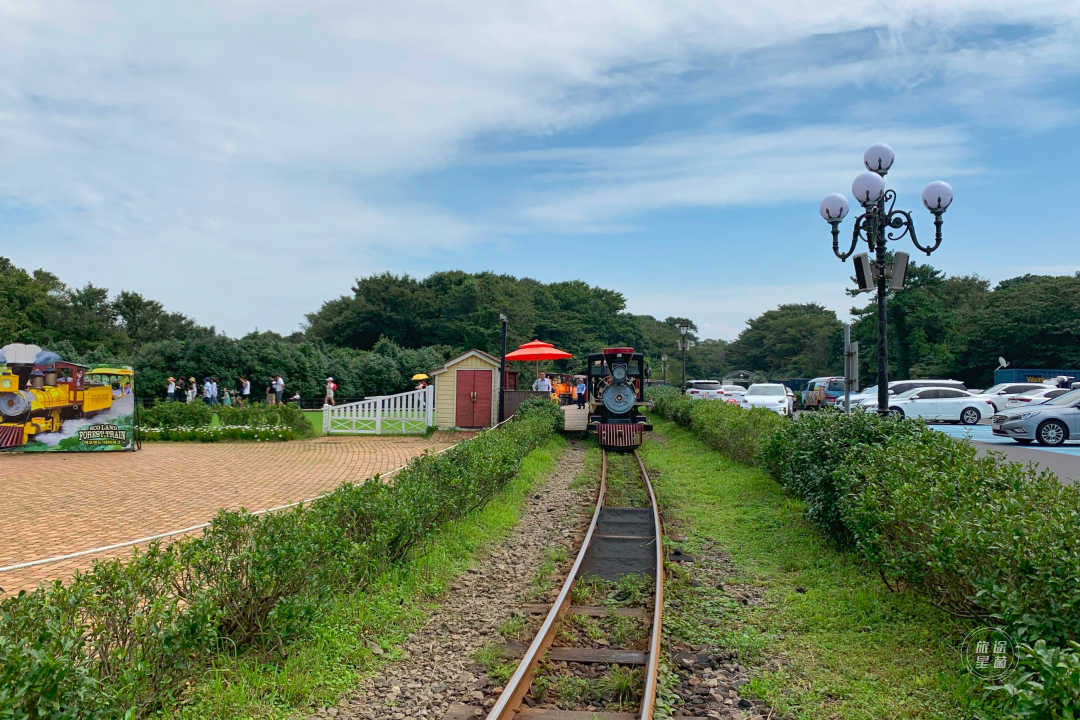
[
  {"xmin": 678, "ymin": 323, "xmax": 689, "ymax": 388},
  {"xmin": 498, "ymin": 313, "xmax": 507, "ymax": 422},
  {"xmin": 820, "ymin": 144, "xmax": 953, "ymax": 415}
]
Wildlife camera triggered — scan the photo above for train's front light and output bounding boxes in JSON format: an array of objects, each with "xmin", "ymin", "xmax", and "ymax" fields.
[{"xmin": 0, "ymin": 378, "xmax": 10, "ymax": 389}]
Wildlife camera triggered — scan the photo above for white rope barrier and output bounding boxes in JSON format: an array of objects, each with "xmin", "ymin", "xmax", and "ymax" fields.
[{"xmin": 0, "ymin": 421, "xmax": 519, "ymax": 575}]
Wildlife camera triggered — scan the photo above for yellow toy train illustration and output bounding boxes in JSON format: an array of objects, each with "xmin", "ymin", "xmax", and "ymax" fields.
[{"xmin": 0, "ymin": 343, "xmax": 132, "ymax": 450}]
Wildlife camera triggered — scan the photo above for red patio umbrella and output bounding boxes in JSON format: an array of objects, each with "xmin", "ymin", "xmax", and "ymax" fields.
[{"xmin": 504, "ymin": 340, "xmax": 572, "ymax": 386}]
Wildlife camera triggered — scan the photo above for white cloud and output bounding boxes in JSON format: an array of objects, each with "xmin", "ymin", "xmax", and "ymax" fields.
[
  {"xmin": 628, "ymin": 281, "xmax": 857, "ymax": 342},
  {"xmin": 0, "ymin": 0, "xmax": 1076, "ymax": 333}
]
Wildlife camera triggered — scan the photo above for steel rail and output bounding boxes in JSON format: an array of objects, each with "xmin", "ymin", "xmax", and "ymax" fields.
[
  {"xmin": 635, "ymin": 449, "xmax": 664, "ymax": 720},
  {"xmin": 485, "ymin": 451, "xmax": 609, "ymax": 720},
  {"xmin": 483, "ymin": 449, "xmax": 665, "ymax": 720}
]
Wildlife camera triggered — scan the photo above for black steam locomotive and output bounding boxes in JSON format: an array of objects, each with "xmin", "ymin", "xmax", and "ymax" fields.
[{"xmin": 586, "ymin": 347, "xmax": 652, "ymax": 449}]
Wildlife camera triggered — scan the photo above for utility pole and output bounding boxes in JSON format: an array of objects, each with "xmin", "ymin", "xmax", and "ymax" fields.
[
  {"xmin": 661, "ymin": 354, "xmax": 668, "ymax": 384},
  {"xmin": 498, "ymin": 314, "xmax": 507, "ymax": 423},
  {"xmin": 843, "ymin": 324, "xmax": 859, "ymax": 414}
]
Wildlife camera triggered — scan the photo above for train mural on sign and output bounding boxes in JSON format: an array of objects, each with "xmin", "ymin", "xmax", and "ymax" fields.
[
  {"xmin": 0, "ymin": 343, "xmax": 136, "ymax": 452},
  {"xmin": 585, "ymin": 347, "xmax": 652, "ymax": 450}
]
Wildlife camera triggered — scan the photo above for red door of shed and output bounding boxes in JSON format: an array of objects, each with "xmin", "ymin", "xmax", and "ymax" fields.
[{"xmin": 455, "ymin": 369, "xmax": 492, "ymax": 428}]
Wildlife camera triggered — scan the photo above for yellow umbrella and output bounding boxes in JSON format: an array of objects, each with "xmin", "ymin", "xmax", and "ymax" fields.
[{"xmin": 411, "ymin": 373, "xmax": 429, "ymax": 380}]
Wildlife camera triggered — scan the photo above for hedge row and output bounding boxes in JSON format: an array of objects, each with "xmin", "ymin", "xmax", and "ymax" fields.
[
  {"xmin": 137, "ymin": 401, "xmax": 315, "ymax": 441},
  {"xmin": 0, "ymin": 399, "xmax": 561, "ymax": 718},
  {"xmin": 647, "ymin": 386, "xmax": 1080, "ymax": 715}
]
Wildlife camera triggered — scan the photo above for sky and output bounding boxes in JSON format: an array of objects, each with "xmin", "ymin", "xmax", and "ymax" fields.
[{"xmin": 1, "ymin": 1, "xmax": 1079, "ymax": 341}]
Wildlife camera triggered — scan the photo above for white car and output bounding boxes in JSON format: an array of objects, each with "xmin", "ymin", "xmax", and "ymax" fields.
[
  {"xmin": 836, "ymin": 379, "xmax": 967, "ymax": 411},
  {"xmin": 738, "ymin": 383, "xmax": 791, "ymax": 416},
  {"xmin": 1006, "ymin": 387, "xmax": 1072, "ymax": 409},
  {"xmin": 685, "ymin": 380, "xmax": 725, "ymax": 400},
  {"xmin": 977, "ymin": 382, "xmax": 1058, "ymax": 412},
  {"xmin": 686, "ymin": 380, "xmax": 743, "ymax": 403},
  {"xmin": 862, "ymin": 387, "xmax": 995, "ymax": 424}
]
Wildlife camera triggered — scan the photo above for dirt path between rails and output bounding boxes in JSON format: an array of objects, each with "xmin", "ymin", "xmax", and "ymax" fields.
[{"xmin": 328, "ymin": 440, "xmax": 589, "ymax": 720}]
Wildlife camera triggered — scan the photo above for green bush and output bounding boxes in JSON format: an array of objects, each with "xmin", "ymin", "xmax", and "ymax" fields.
[
  {"xmin": 0, "ymin": 410, "xmax": 560, "ymax": 718},
  {"xmin": 837, "ymin": 429, "xmax": 1080, "ymax": 648},
  {"xmin": 138, "ymin": 401, "xmax": 214, "ymax": 428},
  {"xmin": 991, "ymin": 640, "xmax": 1080, "ymax": 718},
  {"xmin": 689, "ymin": 399, "xmax": 786, "ymax": 465},
  {"xmin": 757, "ymin": 410, "xmax": 922, "ymax": 545},
  {"xmin": 516, "ymin": 396, "xmax": 565, "ymax": 431},
  {"xmin": 649, "ymin": 388, "xmax": 784, "ymax": 465},
  {"xmin": 138, "ymin": 402, "xmax": 314, "ymax": 441}
]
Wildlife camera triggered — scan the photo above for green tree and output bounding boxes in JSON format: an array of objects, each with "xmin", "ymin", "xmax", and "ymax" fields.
[
  {"xmin": 849, "ymin": 260, "xmax": 989, "ymax": 386},
  {"xmin": 726, "ymin": 303, "xmax": 843, "ymax": 378}
]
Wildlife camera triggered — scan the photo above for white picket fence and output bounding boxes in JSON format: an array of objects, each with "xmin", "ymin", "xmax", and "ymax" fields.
[{"xmin": 322, "ymin": 386, "xmax": 434, "ymax": 435}]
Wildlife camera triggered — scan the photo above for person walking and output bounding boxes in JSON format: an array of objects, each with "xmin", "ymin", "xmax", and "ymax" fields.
[
  {"xmin": 576, "ymin": 378, "xmax": 587, "ymax": 409},
  {"xmin": 324, "ymin": 377, "xmax": 336, "ymax": 406},
  {"xmin": 266, "ymin": 376, "xmax": 277, "ymax": 406},
  {"xmin": 291, "ymin": 390, "xmax": 301, "ymax": 406},
  {"xmin": 274, "ymin": 375, "xmax": 285, "ymax": 406},
  {"xmin": 166, "ymin": 377, "xmax": 176, "ymax": 402},
  {"xmin": 239, "ymin": 376, "xmax": 251, "ymax": 407},
  {"xmin": 209, "ymin": 377, "xmax": 219, "ymax": 405},
  {"xmin": 222, "ymin": 388, "xmax": 232, "ymax": 407},
  {"xmin": 532, "ymin": 371, "xmax": 552, "ymax": 393},
  {"xmin": 202, "ymin": 377, "xmax": 213, "ymax": 405},
  {"xmin": 187, "ymin": 377, "xmax": 196, "ymax": 404}
]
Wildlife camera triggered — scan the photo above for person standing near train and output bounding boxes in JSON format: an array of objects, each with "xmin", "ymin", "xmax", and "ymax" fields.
[{"xmin": 576, "ymin": 378, "xmax": 587, "ymax": 409}]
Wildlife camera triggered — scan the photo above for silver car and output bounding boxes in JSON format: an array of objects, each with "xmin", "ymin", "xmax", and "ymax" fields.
[{"xmin": 992, "ymin": 389, "xmax": 1080, "ymax": 446}]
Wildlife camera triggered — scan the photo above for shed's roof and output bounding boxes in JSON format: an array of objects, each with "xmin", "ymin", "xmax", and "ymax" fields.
[{"xmin": 431, "ymin": 349, "xmax": 501, "ymax": 375}]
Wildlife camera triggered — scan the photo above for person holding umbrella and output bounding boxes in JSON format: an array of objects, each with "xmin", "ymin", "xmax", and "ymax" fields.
[{"xmin": 412, "ymin": 373, "xmax": 429, "ymax": 390}]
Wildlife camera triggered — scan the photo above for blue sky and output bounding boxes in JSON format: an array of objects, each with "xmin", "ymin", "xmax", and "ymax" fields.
[{"xmin": 1, "ymin": 1, "xmax": 1078, "ymax": 340}]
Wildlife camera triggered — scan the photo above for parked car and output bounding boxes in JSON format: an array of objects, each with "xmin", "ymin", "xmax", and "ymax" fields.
[
  {"xmin": 836, "ymin": 379, "xmax": 967, "ymax": 411},
  {"xmin": 685, "ymin": 380, "xmax": 743, "ymax": 403},
  {"xmin": 862, "ymin": 387, "xmax": 994, "ymax": 424},
  {"xmin": 739, "ymin": 383, "xmax": 792, "ymax": 416},
  {"xmin": 1005, "ymin": 387, "xmax": 1072, "ymax": 408},
  {"xmin": 992, "ymin": 389, "xmax": 1080, "ymax": 446},
  {"xmin": 802, "ymin": 377, "xmax": 845, "ymax": 409},
  {"xmin": 684, "ymin": 380, "xmax": 726, "ymax": 400},
  {"xmin": 976, "ymin": 382, "xmax": 1057, "ymax": 412}
]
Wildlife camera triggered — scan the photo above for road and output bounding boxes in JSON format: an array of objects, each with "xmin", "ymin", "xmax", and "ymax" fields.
[{"xmin": 934, "ymin": 423, "xmax": 1080, "ymax": 485}]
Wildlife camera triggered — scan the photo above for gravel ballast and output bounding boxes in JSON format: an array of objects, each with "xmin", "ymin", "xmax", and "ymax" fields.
[{"xmin": 328, "ymin": 440, "xmax": 589, "ymax": 720}]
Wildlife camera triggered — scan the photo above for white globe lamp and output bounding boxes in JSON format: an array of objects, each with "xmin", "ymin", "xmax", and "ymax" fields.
[
  {"xmin": 852, "ymin": 171, "xmax": 885, "ymax": 207},
  {"xmin": 922, "ymin": 181, "xmax": 954, "ymax": 212},
  {"xmin": 819, "ymin": 193, "xmax": 849, "ymax": 223},
  {"xmin": 863, "ymin": 144, "xmax": 895, "ymax": 176}
]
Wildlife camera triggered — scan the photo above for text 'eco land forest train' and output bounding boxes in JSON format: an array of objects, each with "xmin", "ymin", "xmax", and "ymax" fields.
[
  {"xmin": 0, "ymin": 343, "xmax": 122, "ymax": 449},
  {"xmin": 586, "ymin": 347, "xmax": 652, "ymax": 450}
]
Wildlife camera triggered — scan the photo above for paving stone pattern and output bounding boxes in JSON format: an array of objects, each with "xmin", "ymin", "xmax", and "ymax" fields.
[{"xmin": 0, "ymin": 432, "xmax": 470, "ymax": 594}]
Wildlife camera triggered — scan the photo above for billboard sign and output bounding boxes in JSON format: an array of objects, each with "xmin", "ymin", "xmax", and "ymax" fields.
[{"xmin": 0, "ymin": 343, "xmax": 137, "ymax": 452}]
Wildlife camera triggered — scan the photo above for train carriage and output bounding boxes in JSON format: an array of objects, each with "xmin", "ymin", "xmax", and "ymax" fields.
[{"xmin": 585, "ymin": 347, "xmax": 652, "ymax": 450}]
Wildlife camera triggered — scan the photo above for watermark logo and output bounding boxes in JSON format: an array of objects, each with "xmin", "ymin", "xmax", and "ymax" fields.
[{"xmin": 961, "ymin": 627, "xmax": 1017, "ymax": 680}]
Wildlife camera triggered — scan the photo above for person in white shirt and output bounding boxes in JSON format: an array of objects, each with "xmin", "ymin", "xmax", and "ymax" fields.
[
  {"xmin": 166, "ymin": 377, "xmax": 176, "ymax": 402},
  {"xmin": 202, "ymin": 377, "xmax": 213, "ymax": 405},
  {"xmin": 274, "ymin": 375, "xmax": 285, "ymax": 405},
  {"xmin": 532, "ymin": 372, "xmax": 552, "ymax": 392}
]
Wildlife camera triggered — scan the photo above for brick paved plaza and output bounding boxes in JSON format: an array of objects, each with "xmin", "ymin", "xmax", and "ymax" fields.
[{"xmin": 0, "ymin": 432, "xmax": 471, "ymax": 594}]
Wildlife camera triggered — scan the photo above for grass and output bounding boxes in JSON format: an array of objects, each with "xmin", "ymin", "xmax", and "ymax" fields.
[
  {"xmin": 158, "ymin": 435, "xmax": 568, "ymax": 719},
  {"xmin": 302, "ymin": 409, "xmax": 323, "ymax": 435},
  {"xmin": 641, "ymin": 415, "xmax": 992, "ymax": 719}
]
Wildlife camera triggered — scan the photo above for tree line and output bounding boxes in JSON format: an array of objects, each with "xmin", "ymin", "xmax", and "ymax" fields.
[{"xmin": 5, "ymin": 255, "xmax": 1079, "ymax": 396}]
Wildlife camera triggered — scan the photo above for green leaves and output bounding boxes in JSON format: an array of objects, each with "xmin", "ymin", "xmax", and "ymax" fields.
[{"xmin": 0, "ymin": 409, "xmax": 560, "ymax": 718}]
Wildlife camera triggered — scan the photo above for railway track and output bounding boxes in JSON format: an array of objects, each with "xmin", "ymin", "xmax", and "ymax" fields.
[{"xmin": 445, "ymin": 449, "xmax": 665, "ymax": 720}]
